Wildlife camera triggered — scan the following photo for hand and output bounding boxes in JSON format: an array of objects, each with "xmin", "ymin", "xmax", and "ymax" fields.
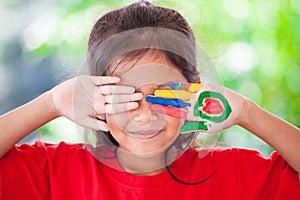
[
  {"xmin": 48, "ymin": 75, "xmax": 143, "ymax": 131},
  {"xmin": 146, "ymin": 83, "xmax": 246, "ymax": 134}
]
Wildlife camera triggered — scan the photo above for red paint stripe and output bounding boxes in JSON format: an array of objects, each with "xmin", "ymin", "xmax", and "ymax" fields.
[{"xmin": 150, "ymin": 104, "xmax": 188, "ymax": 119}]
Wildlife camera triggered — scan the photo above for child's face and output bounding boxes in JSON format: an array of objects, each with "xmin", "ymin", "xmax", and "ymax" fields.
[{"xmin": 106, "ymin": 51, "xmax": 187, "ymax": 155}]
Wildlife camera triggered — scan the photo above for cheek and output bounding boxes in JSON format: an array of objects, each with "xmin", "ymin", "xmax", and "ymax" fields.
[
  {"xmin": 165, "ymin": 116, "xmax": 183, "ymax": 136},
  {"xmin": 106, "ymin": 114, "xmax": 117, "ymax": 131},
  {"xmin": 106, "ymin": 112, "xmax": 129, "ymax": 132},
  {"xmin": 106, "ymin": 114, "xmax": 127, "ymax": 142}
]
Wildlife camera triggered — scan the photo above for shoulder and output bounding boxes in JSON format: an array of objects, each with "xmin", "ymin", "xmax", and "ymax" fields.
[
  {"xmin": 187, "ymin": 147, "xmax": 286, "ymax": 176},
  {"xmin": 1, "ymin": 141, "xmax": 90, "ymax": 164},
  {"xmin": 5, "ymin": 141, "xmax": 85, "ymax": 152},
  {"xmin": 190, "ymin": 146, "xmax": 280, "ymax": 162},
  {"xmin": 187, "ymin": 146, "xmax": 244, "ymax": 162},
  {"xmin": 190, "ymin": 147, "xmax": 300, "ymax": 198},
  {"xmin": 35, "ymin": 141, "xmax": 96, "ymax": 163},
  {"xmin": 39, "ymin": 141, "xmax": 87, "ymax": 154}
]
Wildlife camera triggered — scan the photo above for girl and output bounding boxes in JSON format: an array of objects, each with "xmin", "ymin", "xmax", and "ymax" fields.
[{"xmin": 0, "ymin": 1, "xmax": 299, "ymax": 199}]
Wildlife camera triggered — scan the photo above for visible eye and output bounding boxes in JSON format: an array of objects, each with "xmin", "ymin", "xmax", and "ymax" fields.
[
  {"xmin": 155, "ymin": 85, "xmax": 171, "ymax": 90},
  {"xmin": 154, "ymin": 82, "xmax": 173, "ymax": 90}
]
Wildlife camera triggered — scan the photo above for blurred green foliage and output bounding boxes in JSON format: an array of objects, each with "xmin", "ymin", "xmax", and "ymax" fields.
[{"xmin": 1, "ymin": 0, "xmax": 299, "ymax": 156}]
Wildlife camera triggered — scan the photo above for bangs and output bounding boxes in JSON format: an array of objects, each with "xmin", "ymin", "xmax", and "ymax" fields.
[{"xmin": 87, "ymin": 27, "xmax": 198, "ymax": 82}]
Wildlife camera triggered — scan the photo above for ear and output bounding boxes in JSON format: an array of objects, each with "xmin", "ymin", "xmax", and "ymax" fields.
[{"xmin": 195, "ymin": 77, "xmax": 201, "ymax": 84}]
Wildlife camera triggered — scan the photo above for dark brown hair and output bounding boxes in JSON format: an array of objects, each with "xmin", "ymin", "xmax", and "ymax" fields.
[
  {"xmin": 85, "ymin": 1, "xmax": 210, "ymax": 185},
  {"xmin": 86, "ymin": 0, "xmax": 200, "ymax": 146},
  {"xmin": 87, "ymin": 0, "xmax": 199, "ymax": 82}
]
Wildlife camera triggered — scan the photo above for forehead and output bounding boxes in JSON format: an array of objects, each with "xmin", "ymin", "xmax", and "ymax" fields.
[
  {"xmin": 110, "ymin": 50, "xmax": 187, "ymax": 88},
  {"xmin": 119, "ymin": 63, "xmax": 187, "ymax": 88}
]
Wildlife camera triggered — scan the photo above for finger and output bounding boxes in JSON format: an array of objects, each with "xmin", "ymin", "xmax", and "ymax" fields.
[
  {"xmin": 100, "ymin": 85, "xmax": 135, "ymax": 95},
  {"xmin": 170, "ymin": 83, "xmax": 203, "ymax": 93},
  {"xmin": 105, "ymin": 93, "xmax": 143, "ymax": 104},
  {"xmin": 154, "ymin": 89, "xmax": 192, "ymax": 101},
  {"xmin": 105, "ymin": 102, "xmax": 139, "ymax": 114},
  {"xmin": 146, "ymin": 95, "xmax": 191, "ymax": 108},
  {"xmin": 90, "ymin": 76, "xmax": 120, "ymax": 86},
  {"xmin": 150, "ymin": 104, "xmax": 188, "ymax": 119},
  {"xmin": 80, "ymin": 117, "xmax": 109, "ymax": 131},
  {"xmin": 180, "ymin": 121, "xmax": 208, "ymax": 134}
]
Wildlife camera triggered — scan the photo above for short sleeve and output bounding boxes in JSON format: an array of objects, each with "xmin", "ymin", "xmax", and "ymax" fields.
[
  {"xmin": 234, "ymin": 148, "xmax": 300, "ymax": 199},
  {"xmin": 0, "ymin": 142, "xmax": 51, "ymax": 199}
]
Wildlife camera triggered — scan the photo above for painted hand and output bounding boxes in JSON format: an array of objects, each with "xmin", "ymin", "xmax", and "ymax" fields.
[{"xmin": 146, "ymin": 83, "xmax": 245, "ymax": 134}]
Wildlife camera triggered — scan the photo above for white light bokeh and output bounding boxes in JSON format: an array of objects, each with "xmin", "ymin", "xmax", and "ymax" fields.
[
  {"xmin": 62, "ymin": 12, "xmax": 87, "ymax": 44},
  {"xmin": 223, "ymin": 0, "xmax": 249, "ymax": 19},
  {"xmin": 223, "ymin": 42, "xmax": 257, "ymax": 75},
  {"xmin": 291, "ymin": 0, "xmax": 300, "ymax": 16},
  {"xmin": 254, "ymin": 1, "xmax": 279, "ymax": 32},
  {"xmin": 22, "ymin": 13, "xmax": 59, "ymax": 50},
  {"xmin": 238, "ymin": 80, "xmax": 263, "ymax": 104},
  {"xmin": 21, "ymin": 8, "xmax": 92, "ymax": 51},
  {"xmin": 251, "ymin": 32, "xmax": 279, "ymax": 77}
]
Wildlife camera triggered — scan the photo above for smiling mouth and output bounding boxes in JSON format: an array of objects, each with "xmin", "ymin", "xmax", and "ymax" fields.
[{"xmin": 126, "ymin": 130, "xmax": 163, "ymax": 139}]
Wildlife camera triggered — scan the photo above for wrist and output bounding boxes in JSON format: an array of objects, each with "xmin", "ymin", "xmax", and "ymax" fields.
[
  {"xmin": 43, "ymin": 91, "xmax": 60, "ymax": 118},
  {"xmin": 236, "ymin": 97, "xmax": 255, "ymax": 128}
]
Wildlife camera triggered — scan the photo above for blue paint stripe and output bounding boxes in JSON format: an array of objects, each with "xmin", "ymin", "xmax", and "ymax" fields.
[
  {"xmin": 146, "ymin": 96, "xmax": 191, "ymax": 108},
  {"xmin": 170, "ymin": 83, "xmax": 181, "ymax": 90}
]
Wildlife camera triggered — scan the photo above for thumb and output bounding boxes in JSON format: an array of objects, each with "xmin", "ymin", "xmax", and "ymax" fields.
[{"xmin": 80, "ymin": 116, "xmax": 109, "ymax": 131}]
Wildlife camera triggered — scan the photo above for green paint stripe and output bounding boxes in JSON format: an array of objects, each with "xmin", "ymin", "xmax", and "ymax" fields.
[{"xmin": 180, "ymin": 121, "xmax": 208, "ymax": 133}]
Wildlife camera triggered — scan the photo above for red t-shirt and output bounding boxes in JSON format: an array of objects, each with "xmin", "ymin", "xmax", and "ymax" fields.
[{"xmin": 0, "ymin": 141, "xmax": 299, "ymax": 199}]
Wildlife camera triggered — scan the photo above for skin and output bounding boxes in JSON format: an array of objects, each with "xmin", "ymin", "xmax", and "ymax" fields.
[
  {"xmin": 0, "ymin": 51, "xmax": 299, "ymax": 180},
  {"xmin": 105, "ymin": 52, "xmax": 187, "ymax": 175},
  {"xmin": 107, "ymin": 83, "xmax": 182, "ymax": 175},
  {"xmin": 107, "ymin": 84, "xmax": 182, "ymax": 154}
]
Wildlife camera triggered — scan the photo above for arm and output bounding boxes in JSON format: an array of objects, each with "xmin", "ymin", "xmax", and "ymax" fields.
[
  {"xmin": 0, "ymin": 75, "xmax": 142, "ymax": 159},
  {"xmin": 239, "ymin": 98, "xmax": 300, "ymax": 173},
  {"xmin": 0, "ymin": 92, "xmax": 57, "ymax": 159}
]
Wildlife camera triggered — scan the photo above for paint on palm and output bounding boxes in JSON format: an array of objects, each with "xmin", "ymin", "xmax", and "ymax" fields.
[{"xmin": 180, "ymin": 91, "xmax": 231, "ymax": 133}]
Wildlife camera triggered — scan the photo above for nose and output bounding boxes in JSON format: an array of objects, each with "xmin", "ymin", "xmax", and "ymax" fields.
[{"xmin": 130, "ymin": 98, "xmax": 159, "ymax": 125}]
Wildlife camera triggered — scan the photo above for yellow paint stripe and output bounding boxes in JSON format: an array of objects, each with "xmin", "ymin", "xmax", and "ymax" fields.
[
  {"xmin": 154, "ymin": 90, "xmax": 191, "ymax": 100},
  {"xmin": 188, "ymin": 83, "xmax": 203, "ymax": 92}
]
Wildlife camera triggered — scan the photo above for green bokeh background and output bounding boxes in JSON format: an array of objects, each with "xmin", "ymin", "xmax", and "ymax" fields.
[{"xmin": 1, "ymin": 0, "xmax": 299, "ymax": 156}]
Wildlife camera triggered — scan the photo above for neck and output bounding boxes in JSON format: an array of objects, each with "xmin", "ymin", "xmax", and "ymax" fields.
[{"xmin": 116, "ymin": 147, "xmax": 177, "ymax": 176}]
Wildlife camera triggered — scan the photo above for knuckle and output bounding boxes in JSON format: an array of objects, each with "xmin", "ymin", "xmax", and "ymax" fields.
[
  {"xmin": 111, "ymin": 95, "xmax": 121, "ymax": 103},
  {"xmin": 105, "ymin": 96, "xmax": 112, "ymax": 103},
  {"xmin": 94, "ymin": 101, "xmax": 105, "ymax": 114},
  {"xmin": 105, "ymin": 104, "xmax": 113, "ymax": 114}
]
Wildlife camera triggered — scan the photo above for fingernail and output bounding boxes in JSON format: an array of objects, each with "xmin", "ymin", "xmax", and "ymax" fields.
[
  {"xmin": 132, "ymin": 93, "xmax": 143, "ymax": 101},
  {"xmin": 112, "ymin": 77, "xmax": 120, "ymax": 82}
]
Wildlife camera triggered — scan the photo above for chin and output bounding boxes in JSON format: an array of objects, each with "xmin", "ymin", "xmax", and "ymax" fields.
[{"xmin": 118, "ymin": 132, "xmax": 180, "ymax": 156}]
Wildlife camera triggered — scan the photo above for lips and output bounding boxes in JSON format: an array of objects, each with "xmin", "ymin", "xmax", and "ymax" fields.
[{"xmin": 126, "ymin": 130, "xmax": 163, "ymax": 139}]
